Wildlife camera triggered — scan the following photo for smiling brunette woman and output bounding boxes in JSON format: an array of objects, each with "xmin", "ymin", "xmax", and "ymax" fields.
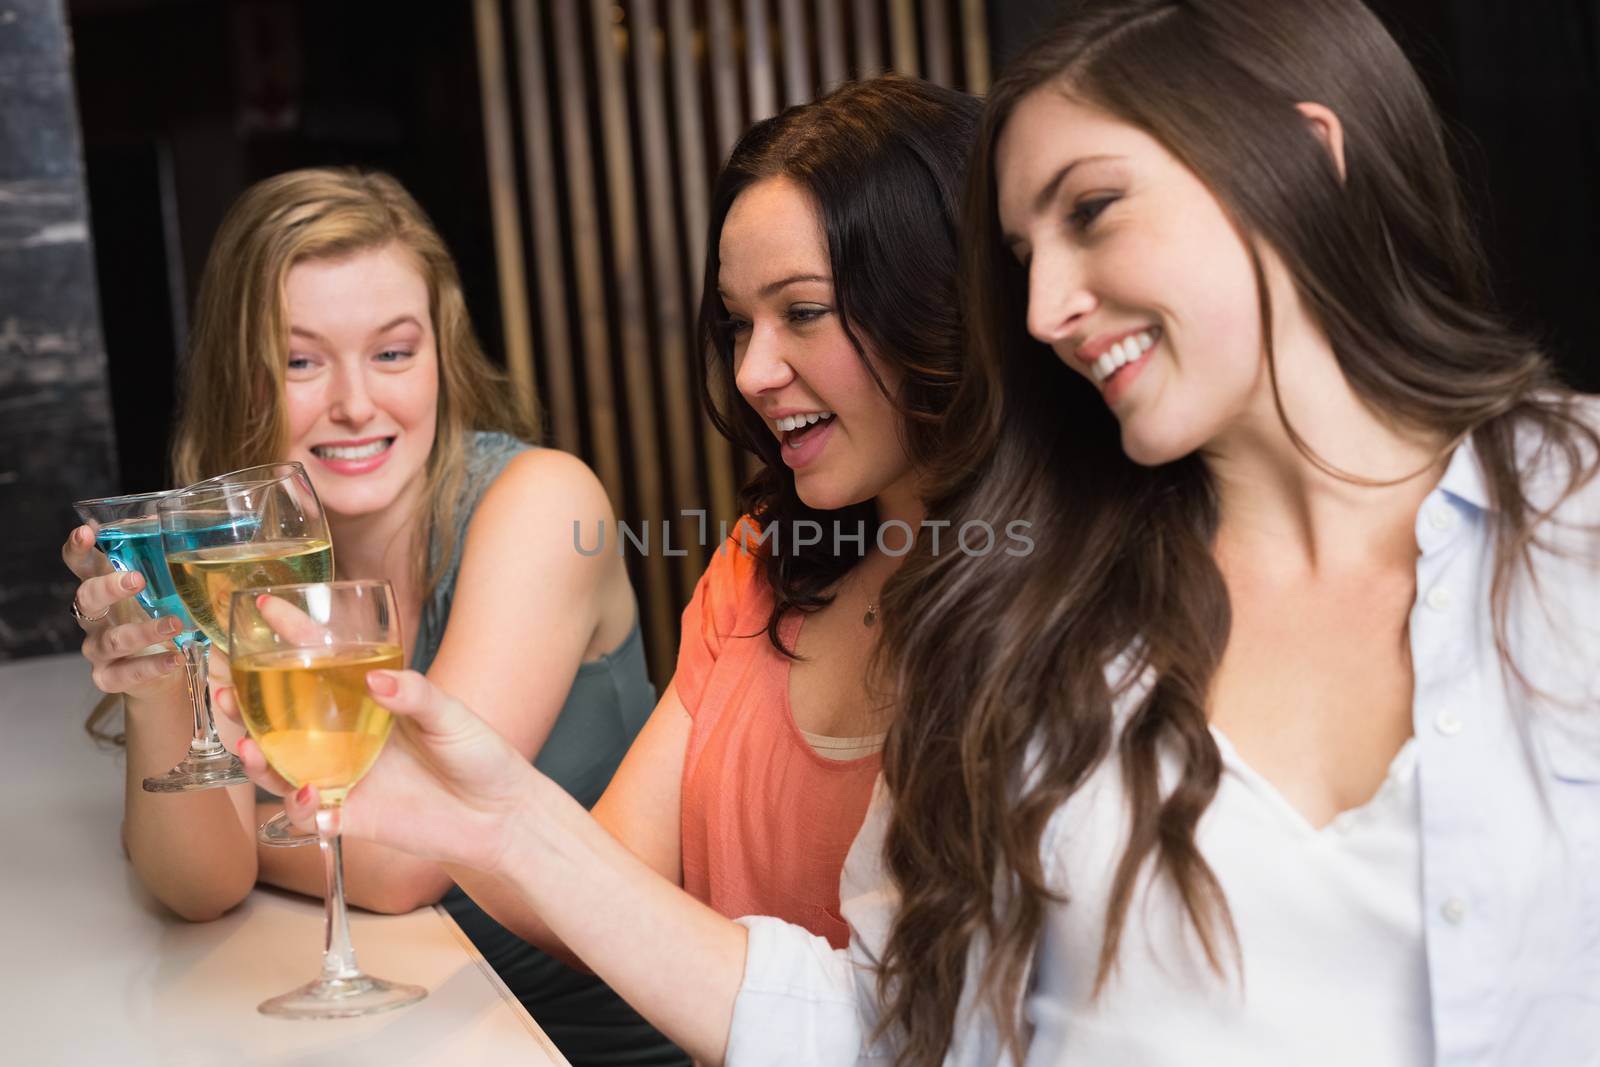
[
  {"xmin": 227, "ymin": 77, "xmax": 982, "ymax": 1065},
  {"xmin": 59, "ymin": 170, "xmax": 683, "ymax": 1065}
]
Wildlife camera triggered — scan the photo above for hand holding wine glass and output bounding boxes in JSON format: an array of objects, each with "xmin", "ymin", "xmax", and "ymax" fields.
[
  {"xmin": 61, "ymin": 516, "xmax": 188, "ymax": 699},
  {"xmin": 220, "ymin": 664, "xmax": 540, "ymax": 877},
  {"xmin": 228, "ymin": 579, "xmax": 424, "ymax": 1019}
]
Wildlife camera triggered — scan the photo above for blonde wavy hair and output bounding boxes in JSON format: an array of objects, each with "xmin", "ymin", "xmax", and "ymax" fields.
[
  {"xmin": 172, "ymin": 166, "xmax": 536, "ymax": 593},
  {"xmin": 87, "ymin": 168, "xmax": 534, "ymax": 742}
]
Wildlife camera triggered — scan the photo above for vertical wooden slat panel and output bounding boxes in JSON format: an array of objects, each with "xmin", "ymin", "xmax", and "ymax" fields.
[
  {"xmin": 666, "ymin": 0, "xmax": 740, "ymax": 528},
  {"xmin": 887, "ymin": 0, "xmax": 919, "ymax": 75},
  {"xmin": 630, "ymin": 0, "xmax": 707, "ymax": 580},
  {"xmin": 921, "ymin": 0, "xmax": 954, "ymax": 86},
  {"xmin": 589, "ymin": 1, "xmax": 679, "ymax": 665},
  {"xmin": 778, "ymin": 0, "xmax": 809, "ymax": 107},
  {"xmin": 471, "ymin": 0, "xmax": 538, "ymax": 423},
  {"xmin": 742, "ymin": 0, "xmax": 778, "ymax": 121},
  {"xmin": 549, "ymin": 0, "xmax": 624, "ymax": 499},
  {"xmin": 707, "ymin": 0, "xmax": 745, "ymax": 159},
  {"xmin": 852, "ymin": 0, "xmax": 882, "ymax": 78},
  {"xmin": 510, "ymin": 0, "xmax": 578, "ymax": 453},
  {"xmin": 961, "ymin": 0, "xmax": 991, "ymax": 93},
  {"xmin": 815, "ymin": 0, "xmax": 847, "ymax": 91}
]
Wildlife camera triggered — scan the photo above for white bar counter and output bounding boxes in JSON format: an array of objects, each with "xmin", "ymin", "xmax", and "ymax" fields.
[{"xmin": 0, "ymin": 653, "xmax": 568, "ymax": 1067}]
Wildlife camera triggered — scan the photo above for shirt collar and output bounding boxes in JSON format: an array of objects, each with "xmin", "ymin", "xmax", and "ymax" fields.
[{"xmin": 1436, "ymin": 432, "xmax": 1492, "ymax": 513}]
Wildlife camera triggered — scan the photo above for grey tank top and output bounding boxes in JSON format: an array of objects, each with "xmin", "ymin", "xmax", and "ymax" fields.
[
  {"xmin": 413, "ymin": 431, "xmax": 655, "ymax": 807},
  {"xmin": 424, "ymin": 438, "xmax": 681, "ymax": 1062}
]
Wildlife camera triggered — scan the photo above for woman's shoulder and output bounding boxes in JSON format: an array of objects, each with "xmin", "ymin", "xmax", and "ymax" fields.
[
  {"xmin": 458, "ymin": 445, "xmax": 622, "ymax": 594},
  {"xmin": 700, "ymin": 515, "xmax": 772, "ymax": 599},
  {"xmin": 681, "ymin": 515, "xmax": 773, "ymax": 636},
  {"xmin": 1510, "ymin": 392, "xmax": 1600, "ymax": 522},
  {"xmin": 476, "ymin": 444, "xmax": 617, "ymax": 524}
]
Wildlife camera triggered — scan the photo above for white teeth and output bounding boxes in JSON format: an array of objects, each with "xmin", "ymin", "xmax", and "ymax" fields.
[
  {"xmin": 777, "ymin": 411, "xmax": 833, "ymax": 433},
  {"xmin": 1089, "ymin": 330, "xmax": 1157, "ymax": 386},
  {"xmin": 314, "ymin": 439, "xmax": 390, "ymax": 460}
]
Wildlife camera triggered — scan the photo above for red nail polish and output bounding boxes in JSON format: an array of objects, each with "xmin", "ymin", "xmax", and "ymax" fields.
[
  {"xmin": 295, "ymin": 785, "xmax": 312, "ymax": 805},
  {"xmin": 256, "ymin": 593, "xmax": 271, "ymax": 610}
]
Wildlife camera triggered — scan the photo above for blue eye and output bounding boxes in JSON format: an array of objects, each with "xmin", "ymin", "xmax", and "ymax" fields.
[
  {"xmin": 287, "ymin": 354, "xmax": 315, "ymax": 371},
  {"xmin": 375, "ymin": 349, "xmax": 413, "ymax": 363}
]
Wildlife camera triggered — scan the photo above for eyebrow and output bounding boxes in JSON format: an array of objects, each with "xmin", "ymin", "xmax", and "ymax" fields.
[
  {"xmin": 718, "ymin": 272, "xmax": 833, "ymax": 301},
  {"xmin": 289, "ymin": 315, "xmax": 423, "ymax": 343}
]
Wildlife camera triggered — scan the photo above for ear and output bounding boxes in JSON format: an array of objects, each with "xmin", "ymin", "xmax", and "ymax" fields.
[{"xmin": 1295, "ymin": 101, "xmax": 1346, "ymax": 183}]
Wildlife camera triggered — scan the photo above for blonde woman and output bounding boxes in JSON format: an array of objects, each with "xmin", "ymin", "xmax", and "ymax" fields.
[{"xmin": 61, "ymin": 169, "xmax": 685, "ymax": 1065}]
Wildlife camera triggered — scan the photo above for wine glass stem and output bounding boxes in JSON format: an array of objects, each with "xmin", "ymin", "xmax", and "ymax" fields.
[
  {"xmin": 315, "ymin": 805, "xmax": 362, "ymax": 980},
  {"xmin": 181, "ymin": 640, "xmax": 224, "ymax": 756}
]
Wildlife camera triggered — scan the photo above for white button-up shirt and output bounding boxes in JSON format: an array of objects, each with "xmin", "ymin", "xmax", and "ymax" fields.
[{"xmin": 724, "ymin": 408, "xmax": 1600, "ymax": 1066}]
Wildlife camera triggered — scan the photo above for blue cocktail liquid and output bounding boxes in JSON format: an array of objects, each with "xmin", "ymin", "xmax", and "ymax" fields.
[{"xmin": 95, "ymin": 515, "xmax": 256, "ymax": 648}]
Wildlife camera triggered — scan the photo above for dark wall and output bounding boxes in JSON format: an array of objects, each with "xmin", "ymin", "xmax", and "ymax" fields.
[
  {"xmin": 988, "ymin": 0, "xmax": 1600, "ymax": 392},
  {"xmin": 0, "ymin": 0, "xmax": 119, "ymax": 662}
]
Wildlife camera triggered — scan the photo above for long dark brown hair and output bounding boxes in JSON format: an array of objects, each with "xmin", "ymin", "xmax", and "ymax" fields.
[
  {"xmin": 697, "ymin": 76, "xmax": 979, "ymax": 652},
  {"xmin": 874, "ymin": 1, "xmax": 1600, "ymax": 1062}
]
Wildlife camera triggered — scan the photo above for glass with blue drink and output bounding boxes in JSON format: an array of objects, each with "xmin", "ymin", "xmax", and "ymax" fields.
[{"xmin": 73, "ymin": 490, "xmax": 252, "ymax": 791}]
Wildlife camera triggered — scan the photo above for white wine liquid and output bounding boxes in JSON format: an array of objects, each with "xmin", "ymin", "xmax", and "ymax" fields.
[
  {"xmin": 232, "ymin": 643, "xmax": 401, "ymax": 804},
  {"xmin": 167, "ymin": 539, "xmax": 334, "ymax": 651}
]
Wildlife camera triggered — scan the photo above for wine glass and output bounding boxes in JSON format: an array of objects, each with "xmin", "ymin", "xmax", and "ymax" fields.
[
  {"xmin": 73, "ymin": 490, "xmax": 250, "ymax": 790},
  {"xmin": 147, "ymin": 462, "xmax": 333, "ymax": 793},
  {"xmin": 229, "ymin": 579, "xmax": 427, "ymax": 1019}
]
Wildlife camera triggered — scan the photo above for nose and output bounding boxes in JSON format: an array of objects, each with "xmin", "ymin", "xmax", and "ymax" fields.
[
  {"xmin": 733, "ymin": 321, "xmax": 795, "ymax": 402},
  {"xmin": 328, "ymin": 361, "xmax": 376, "ymax": 427},
  {"xmin": 1026, "ymin": 247, "xmax": 1096, "ymax": 347}
]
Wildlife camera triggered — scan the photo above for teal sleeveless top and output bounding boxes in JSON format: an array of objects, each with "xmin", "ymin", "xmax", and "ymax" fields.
[{"xmin": 423, "ymin": 433, "xmax": 685, "ymax": 1066}]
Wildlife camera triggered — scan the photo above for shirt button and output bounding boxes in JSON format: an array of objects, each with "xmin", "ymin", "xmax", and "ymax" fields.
[
  {"xmin": 1425, "ymin": 586, "xmax": 1453, "ymax": 611},
  {"xmin": 1435, "ymin": 710, "xmax": 1464, "ymax": 736},
  {"xmin": 1441, "ymin": 897, "xmax": 1468, "ymax": 924},
  {"xmin": 1428, "ymin": 506, "xmax": 1458, "ymax": 531}
]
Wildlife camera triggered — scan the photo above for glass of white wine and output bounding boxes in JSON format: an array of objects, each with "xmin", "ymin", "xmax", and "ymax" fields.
[
  {"xmin": 143, "ymin": 462, "xmax": 334, "ymax": 792},
  {"xmin": 229, "ymin": 578, "xmax": 426, "ymax": 1019}
]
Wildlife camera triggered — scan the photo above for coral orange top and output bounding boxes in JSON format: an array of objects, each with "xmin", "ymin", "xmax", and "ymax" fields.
[{"xmin": 674, "ymin": 527, "xmax": 881, "ymax": 950}]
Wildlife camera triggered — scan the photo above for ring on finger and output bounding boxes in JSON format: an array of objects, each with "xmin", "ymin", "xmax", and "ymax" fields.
[{"xmin": 71, "ymin": 596, "xmax": 112, "ymax": 625}]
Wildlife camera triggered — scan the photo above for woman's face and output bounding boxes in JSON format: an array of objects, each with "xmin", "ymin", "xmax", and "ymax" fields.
[
  {"xmin": 995, "ymin": 88, "xmax": 1273, "ymax": 466},
  {"xmin": 719, "ymin": 176, "xmax": 914, "ymax": 511},
  {"xmin": 281, "ymin": 242, "xmax": 439, "ymax": 521}
]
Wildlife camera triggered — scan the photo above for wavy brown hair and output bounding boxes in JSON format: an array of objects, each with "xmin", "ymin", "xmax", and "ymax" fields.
[
  {"xmin": 697, "ymin": 76, "xmax": 979, "ymax": 652},
  {"xmin": 873, "ymin": 1, "xmax": 1600, "ymax": 1062},
  {"xmin": 89, "ymin": 168, "xmax": 532, "ymax": 742}
]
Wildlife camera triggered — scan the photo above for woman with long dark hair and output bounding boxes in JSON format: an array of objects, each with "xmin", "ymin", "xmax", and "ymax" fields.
[
  {"xmin": 869, "ymin": 0, "xmax": 1600, "ymax": 1063},
  {"xmin": 229, "ymin": 74, "xmax": 982, "ymax": 1062}
]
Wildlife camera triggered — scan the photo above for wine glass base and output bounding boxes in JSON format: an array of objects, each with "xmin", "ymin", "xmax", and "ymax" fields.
[
  {"xmin": 142, "ymin": 750, "xmax": 250, "ymax": 793},
  {"xmin": 258, "ymin": 812, "xmax": 317, "ymax": 848},
  {"xmin": 258, "ymin": 973, "xmax": 427, "ymax": 1020}
]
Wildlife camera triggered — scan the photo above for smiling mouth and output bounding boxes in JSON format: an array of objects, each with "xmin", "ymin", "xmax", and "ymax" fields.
[
  {"xmin": 312, "ymin": 438, "xmax": 394, "ymax": 461},
  {"xmin": 781, "ymin": 411, "xmax": 834, "ymax": 448},
  {"xmin": 1088, "ymin": 328, "xmax": 1160, "ymax": 384}
]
